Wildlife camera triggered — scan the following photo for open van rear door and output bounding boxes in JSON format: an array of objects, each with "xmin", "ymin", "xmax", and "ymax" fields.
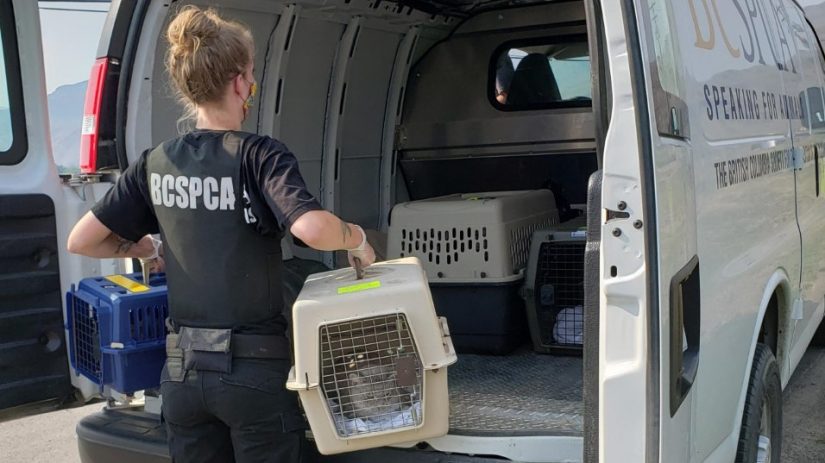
[
  {"xmin": 0, "ymin": 0, "xmax": 107, "ymax": 415},
  {"xmin": 0, "ymin": 0, "xmax": 73, "ymax": 413},
  {"xmin": 598, "ymin": 1, "xmax": 702, "ymax": 461}
]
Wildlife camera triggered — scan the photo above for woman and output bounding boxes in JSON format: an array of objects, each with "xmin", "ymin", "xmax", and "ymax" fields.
[{"xmin": 67, "ymin": 6, "xmax": 375, "ymax": 463}]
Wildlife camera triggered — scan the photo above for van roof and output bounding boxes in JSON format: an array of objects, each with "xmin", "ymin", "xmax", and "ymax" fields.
[
  {"xmin": 394, "ymin": 0, "xmax": 561, "ymax": 17},
  {"xmin": 803, "ymin": 1, "xmax": 825, "ymax": 49}
]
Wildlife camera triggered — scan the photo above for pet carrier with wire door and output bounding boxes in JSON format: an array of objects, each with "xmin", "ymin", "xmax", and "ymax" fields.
[
  {"xmin": 522, "ymin": 221, "xmax": 587, "ymax": 354},
  {"xmin": 66, "ymin": 273, "xmax": 168, "ymax": 395},
  {"xmin": 387, "ymin": 190, "xmax": 559, "ymax": 354},
  {"xmin": 286, "ymin": 257, "xmax": 456, "ymax": 455}
]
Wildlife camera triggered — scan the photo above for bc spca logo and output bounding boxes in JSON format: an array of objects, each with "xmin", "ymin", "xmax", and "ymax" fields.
[{"xmin": 686, "ymin": 0, "xmax": 808, "ymax": 74}]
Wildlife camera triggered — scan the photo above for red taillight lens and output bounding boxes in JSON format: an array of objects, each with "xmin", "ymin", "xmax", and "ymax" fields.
[{"xmin": 79, "ymin": 58, "xmax": 109, "ymax": 174}]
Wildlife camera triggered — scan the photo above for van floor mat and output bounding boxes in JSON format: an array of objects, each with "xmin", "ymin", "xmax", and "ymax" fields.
[{"xmin": 448, "ymin": 350, "xmax": 583, "ymax": 435}]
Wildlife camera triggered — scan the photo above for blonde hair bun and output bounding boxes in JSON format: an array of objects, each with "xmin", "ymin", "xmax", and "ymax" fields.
[
  {"xmin": 167, "ymin": 6, "xmax": 220, "ymax": 56},
  {"xmin": 165, "ymin": 5, "xmax": 254, "ymax": 109}
]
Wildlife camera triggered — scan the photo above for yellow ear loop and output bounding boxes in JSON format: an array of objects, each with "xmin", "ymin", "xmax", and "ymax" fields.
[{"xmin": 243, "ymin": 81, "xmax": 257, "ymax": 111}]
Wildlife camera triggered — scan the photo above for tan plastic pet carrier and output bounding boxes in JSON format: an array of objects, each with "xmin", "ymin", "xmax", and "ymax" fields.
[
  {"xmin": 386, "ymin": 190, "xmax": 559, "ymax": 354},
  {"xmin": 286, "ymin": 257, "xmax": 457, "ymax": 455},
  {"xmin": 387, "ymin": 190, "xmax": 559, "ymax": 283}
]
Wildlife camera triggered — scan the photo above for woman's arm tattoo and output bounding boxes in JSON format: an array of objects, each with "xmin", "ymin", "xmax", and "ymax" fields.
[
  {"xmin": 114, "ymin": 235, "xmax": 135, "ymax": 255},
  {"xmin": 340, "ymin": 219, "xmax": 352, "ymax": 246}
]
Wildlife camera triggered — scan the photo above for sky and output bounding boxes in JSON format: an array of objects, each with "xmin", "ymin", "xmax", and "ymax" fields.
[
  {"xmin": 38, "ymin": 1, "xmax": 110, "ymax": 94},
  {"xmin": 0, "ymin": 2, "xmax": 108, "ymax": 111},
  {"xmin": 0, "ymin": 32, "xmax": 7, "ymax": 110}
]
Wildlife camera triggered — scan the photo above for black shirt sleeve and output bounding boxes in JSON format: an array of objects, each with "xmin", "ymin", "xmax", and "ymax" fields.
[
  {"xmin": 91, "ymin": 150, "xmax": 159, "ymax": 242},
  {"xmin": 245, "ymin": 137, "xmax": 323, "ymax": 231}
]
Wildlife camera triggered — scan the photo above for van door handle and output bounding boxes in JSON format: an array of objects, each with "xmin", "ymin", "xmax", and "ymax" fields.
[
  {"xmin": 815, "ymin": 146, "xmax": 820, "ymax": 197},
  {"xmin": 669, "ymin": 255, "xmax": 700, "ymax": 416}
]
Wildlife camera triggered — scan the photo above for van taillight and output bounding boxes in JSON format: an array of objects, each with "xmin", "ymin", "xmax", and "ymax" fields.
[{"xmin": 79, "ymin": 58, "xmax": 109, "ymax": 174}]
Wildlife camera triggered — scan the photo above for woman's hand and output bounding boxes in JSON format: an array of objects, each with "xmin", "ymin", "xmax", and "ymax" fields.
[
  {"xmin": 347, "ymin": 241, "xmax": 376, "ymax": 269},
  {"xmin": 138, "ymin": 235, "xmax": 165, "ymax": 273}
]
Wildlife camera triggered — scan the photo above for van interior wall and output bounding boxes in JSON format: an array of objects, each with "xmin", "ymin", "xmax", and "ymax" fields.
[
  {"xmin": 397, "ymin": 1, "xmax": 596, "ymax": 205},
  {"xmin": 147, "ymin": 0, "xmax": 595, "ymax": 258},
  {"xmin": 150, "ymin": 1, "xmax": 277, "ymax": 143},
  {"xmin": 148, "ymin": 0, "xmax": 453, "ymax": 262}
]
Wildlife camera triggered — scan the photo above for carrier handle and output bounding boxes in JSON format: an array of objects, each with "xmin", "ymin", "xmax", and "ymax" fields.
[{"xmin": 353, "ymin": 257, "xmax": 364, "ymax": 280}]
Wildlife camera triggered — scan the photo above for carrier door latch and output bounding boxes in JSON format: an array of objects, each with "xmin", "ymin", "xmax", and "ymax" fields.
[{"xmin": 605, "ymin": 201, "xmax": 631, "ymax": 223}]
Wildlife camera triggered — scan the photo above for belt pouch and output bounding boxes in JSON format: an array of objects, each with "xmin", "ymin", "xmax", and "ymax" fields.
[
  {"xmin": 178, "ymin": 327, "xmax": 233, "ymax": 373},
  {"xmin": 163, "ymin": 334, "xmax": 185, "ymax": 382}
]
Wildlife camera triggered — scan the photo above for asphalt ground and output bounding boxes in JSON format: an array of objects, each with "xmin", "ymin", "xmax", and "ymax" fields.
[
  {"xmin": 1, "ymin": 347, "xmax": 823, "ymax": 463},
  {"xmin": 781, "ymin": 346, "xmax": 825, "ymax": 462}
]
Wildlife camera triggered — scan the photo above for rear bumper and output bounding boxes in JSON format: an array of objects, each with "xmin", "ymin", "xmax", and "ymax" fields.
[
  {"xmin": 77, "ymin": 408, "xmax": 506, "ymax": 463},
  {"xmin": 77, "ymin": 408, "xmax": 170, "ymax": 463}
]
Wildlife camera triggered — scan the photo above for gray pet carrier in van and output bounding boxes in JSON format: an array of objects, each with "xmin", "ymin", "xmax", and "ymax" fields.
[
  {"xmin": 522, "ymin": 221, "xmax": 587, "ymax": 354},
  {"xmin": 388, "ymin": 190, "xmax": 559, "ymax": 354}
]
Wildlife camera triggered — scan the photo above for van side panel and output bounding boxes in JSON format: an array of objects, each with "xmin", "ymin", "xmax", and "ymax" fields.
[{"xmin": 656, "ymin": 0, "xmax": 807, "ymax": 459}]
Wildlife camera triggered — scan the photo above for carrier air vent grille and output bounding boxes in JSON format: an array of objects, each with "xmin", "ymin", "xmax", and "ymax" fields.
[
  {"xmin": 399, "ymin": 227, "xmax": 488, "ymax": 264},
  {"xmin": 129, "ymin": 304, "xmax": 169, "ymax": 342},
  {"xmin": 319, "ymin": 313, "xmax": 424, "ymax": 437},
  {"xmin": 510, "ymin": 218, "xmax": 556, "ymax": 271}
]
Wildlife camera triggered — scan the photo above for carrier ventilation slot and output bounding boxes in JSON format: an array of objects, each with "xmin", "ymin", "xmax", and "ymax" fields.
[
  {"xmin": 510, "ymin": 219, "xmax": 556, "ymax": 271},
  {"xmin": 319, "ymin": 313, "xmax": 423, "ymax": 437},
  {"xmin": 399, "ymin": 227, "xmax": 489, "ymax": 264},
  {"xmin": 129, "ymin": 304, "xmax": 169, "ymax": 342}
]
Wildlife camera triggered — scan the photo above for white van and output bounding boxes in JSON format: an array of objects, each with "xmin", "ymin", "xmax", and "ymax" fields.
[{"xmin": 3, "ymin": 0, "xmax": 825, "ymax": 462}]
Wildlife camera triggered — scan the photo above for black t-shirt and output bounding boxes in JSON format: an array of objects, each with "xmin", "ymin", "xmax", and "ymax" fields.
[{"xmin": 92, "ymin": 130, "xmax": 322, "ymax": 243}]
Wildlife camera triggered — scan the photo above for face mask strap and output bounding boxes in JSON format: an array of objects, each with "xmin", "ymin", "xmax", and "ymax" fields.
[
  {"xmin": 245, "ymin": 82, "xmax": 257, "ymax": 110},
  {"xmin": 242, "ymin": 76, "xmax": 257, "ymax": 112}
]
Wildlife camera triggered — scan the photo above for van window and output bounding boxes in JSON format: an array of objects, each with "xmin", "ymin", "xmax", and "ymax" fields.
[
  {"xmin": 805, "ymin": 25, "xmax": 825, "ymax": 132},
  {"xmin": 0, "ymin": 0, "xmax": 26, "ymax": 165},
  {"xmin": 641, "ymin": 0, "xmax": 689, "ymax": 139},
  {"xmin": 491, "ymin": 37, "xmax": 591, "ymax": 110},
  {"xmin": 39, "ymin": 2, "xmax": 110, "ymax": 174},
  {"xmin": 0, "ymin": 31, "xmax": 12, "ymax": 152}
]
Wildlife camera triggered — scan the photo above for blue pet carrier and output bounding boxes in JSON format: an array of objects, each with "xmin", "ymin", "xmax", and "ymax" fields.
[{"xmin": 66, "ymin": 273, "xmax": 168, "ymax": 395}]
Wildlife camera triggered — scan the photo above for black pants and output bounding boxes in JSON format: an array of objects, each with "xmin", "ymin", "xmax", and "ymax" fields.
[{"xmin": 160, "ymin": 358, "xmax": 307, "ymax": 463}]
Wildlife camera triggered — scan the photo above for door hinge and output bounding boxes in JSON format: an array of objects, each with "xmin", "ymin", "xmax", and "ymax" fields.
[
  {"xmin": 792, "ymin": 147, "xmax": 805, "ymax": 171},
  {"xmin": 60, "ymin": 173, "xmax": 105, "ymax": 201},
  {"xmin": 60, "ymin": 173, "xmax": 102, "ymax": 187},
  {"xmin": 792, "ymin": 296, "xmax": 804, "ymax": 320}
]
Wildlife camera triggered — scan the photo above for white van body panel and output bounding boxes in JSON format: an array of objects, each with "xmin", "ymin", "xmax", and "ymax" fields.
[
  {"xmin": 788, "ymin": 297, "xmax": 824, "ymax": 371},
  {"xmin": 698, "ymin": 270, "xmax": 792, "ymax": 462},
  {"xmin": 636, "ymin": 0, "xmax": 825, "ymax": 461},
  {"xmin": 599, "ymin": 1, "xmax": 650, "ymax": 461}
]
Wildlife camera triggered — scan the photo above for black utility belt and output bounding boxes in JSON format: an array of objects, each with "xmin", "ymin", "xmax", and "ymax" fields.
[{"xmin": 166, "ymin": 327, "xmax": 290, "ymax": 374}]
